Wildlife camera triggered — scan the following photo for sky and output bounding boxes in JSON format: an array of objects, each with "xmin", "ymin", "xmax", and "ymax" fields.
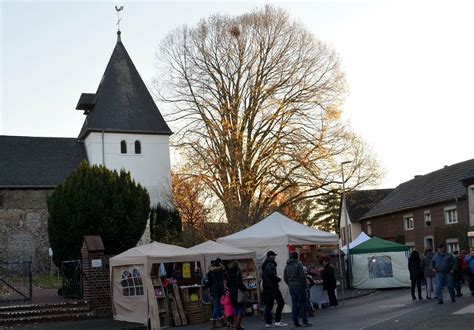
[{"xmin": 1, "ymin": 0, "xmax": 473, "ymax": 189}]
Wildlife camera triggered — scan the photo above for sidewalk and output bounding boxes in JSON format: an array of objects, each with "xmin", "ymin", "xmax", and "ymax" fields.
[{"xmin": 339, "ymin": 288, "xmax": 377, "ymax": 301}]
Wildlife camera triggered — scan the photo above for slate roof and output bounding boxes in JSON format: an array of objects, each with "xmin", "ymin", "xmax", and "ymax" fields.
[
  {"xmin": 0, "ymin": 136, "xmax": 86, "ymax": 188},
  {"xmin": 346, "ymin": 189, "xmax": 394, "ymax": 222},
  {"xmin": 360, "ymin": 159, "xmax": 474, "ymax": 220},
  {"xmin": 78, "ymin": 31, "xmax": 172, "ymax": 139}
]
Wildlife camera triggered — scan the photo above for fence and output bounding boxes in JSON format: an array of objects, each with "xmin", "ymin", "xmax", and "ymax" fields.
[
  {"xmin": 0, "ymin": 261, "xmax": 32, "ymax": 303},
  {"xmin": 60, "ymin": 260, "xmax": 83, "ymax": 299}
]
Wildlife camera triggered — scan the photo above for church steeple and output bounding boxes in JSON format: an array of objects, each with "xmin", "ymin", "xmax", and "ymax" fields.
[{"xmin": 76, "ymin": 31, "xmax": 172, "ymax": 139}]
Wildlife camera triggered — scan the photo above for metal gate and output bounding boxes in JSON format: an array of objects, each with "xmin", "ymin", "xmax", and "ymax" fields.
[
  {"xmin": 0, "ymin": 261, "xmax": 32, "ymax": 303},
  {"xmin": 61, "ymin": 260, "xmax": 83, "ymax": 299}
]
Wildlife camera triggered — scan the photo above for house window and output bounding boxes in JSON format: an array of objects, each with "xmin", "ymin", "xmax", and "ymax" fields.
[
  {"xmin": 404, "ymin": 214, "xmax": 414, "ymax": 230},
  {"xmin": 424, "ymin": 210, "xmax": 431, "ymax": 227},
  {"xmin": 121, "ymin": 140, "xmax": 127, "ymax": 154},
  {"xmin": 444, "ymin": 206, "xmax": 457, "ymax": 224},
  {"xmin": 424, "ymin": 236, "xmax": 434, "ymax": 250},
  {"xmin": 134, "ymin": 140, "xmax": 141, "ymax": 154},
  {"xmin": 446, "ymin": 238, "xmax": 459, "ymax": 253},
  {"xmin": 0, "ymin": 192, "xmax": 4, "ymax": 208},
  {"xmin": 367, "ymin": 221, "xmax": 372, "ymax": 235},
  {"xmin": 121, "ymin": 268, "xmax": 144, "ymax": 296},
  {"xmin": 405, "ymin": 242, "xmax": 415, "ymax": 253}
]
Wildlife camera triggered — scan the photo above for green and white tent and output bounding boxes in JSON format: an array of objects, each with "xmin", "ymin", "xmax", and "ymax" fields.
[{"xmin": 350, "ymin": 236, "xmax": 410, "ymax": 289}]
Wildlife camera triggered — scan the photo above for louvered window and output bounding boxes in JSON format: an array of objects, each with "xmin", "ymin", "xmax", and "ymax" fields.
[{"xmin": 135, "ymin": 140, "xmax": 141, "ymax": 154}]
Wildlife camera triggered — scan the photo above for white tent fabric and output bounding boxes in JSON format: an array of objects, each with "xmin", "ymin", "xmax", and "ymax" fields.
[
  {"xmin": 341, "ymin": 231, "xmax": 371, "ymax": 254},
  {"xmin": 110, "ymin": 242, "xmax": 205, "ymax": 326},
  {"xmin": 351, "ymin": 252, "xmax": 410, "ymax": 289},
  {"xmin": 188, "ymin": 240, "xmax": 256, "ymax": 271},
  {"xmin": 217, "ymin": 212, "xmax": 338, "ymax": 312}
]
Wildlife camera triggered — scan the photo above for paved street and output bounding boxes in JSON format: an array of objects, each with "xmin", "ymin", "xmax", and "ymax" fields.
[{"xmin": 9, "ymin": 286, "xmax": 474, "ymax": 330}]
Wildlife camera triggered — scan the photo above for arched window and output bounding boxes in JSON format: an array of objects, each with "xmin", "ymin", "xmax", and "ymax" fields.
[
  {"xmin": 135, "ymin": 140, "xmax": 141, "ymax": 154},
  {"xmin": 120, "ymin": 140, "xmax": 127, "ymax": 154}
]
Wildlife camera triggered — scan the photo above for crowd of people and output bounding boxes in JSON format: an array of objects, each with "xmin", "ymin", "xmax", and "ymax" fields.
[
  {"xmin": 408, "ymin": 244, "xmax": 474, "ymax": 304},
  {"xmin": 205, "ymin": 251, "xmax": 337, "ymax": 329}
]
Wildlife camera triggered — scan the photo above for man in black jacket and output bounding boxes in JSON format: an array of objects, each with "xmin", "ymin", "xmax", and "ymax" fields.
[{"xmin": 262, "ymin": 251, "xmax": 287, "ymax": 328}]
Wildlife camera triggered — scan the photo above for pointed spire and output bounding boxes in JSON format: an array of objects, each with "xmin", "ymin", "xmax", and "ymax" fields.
[{"xmin": 117, "ymin": 30, "xmax": 121, "ymax": 43}]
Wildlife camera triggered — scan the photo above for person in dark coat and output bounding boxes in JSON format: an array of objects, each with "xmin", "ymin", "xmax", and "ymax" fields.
[
  {"xmin": 421, "ymin": 247, "xmax": 435, "ymax": 299},
  {"xmin": 262, "ymin": 251, "xmax": 287, "ymax": 327},
  {"xmin": 320, "ymin": 256, "xmax": 338, "ymax": 307},
  {"xmin": 408, "ymin": 250, "xmax": 423, "ymax": 300},
  {"xmin": 226, "ymin": 261, "xmax": 247, "ymax": 330},
  {"xmin": 452, "ymin": 251, "xmax": 463, "ymax": 297},
  {"xmin": 207, "ymin": 258, "xmax": 225, "ymax": 327}
]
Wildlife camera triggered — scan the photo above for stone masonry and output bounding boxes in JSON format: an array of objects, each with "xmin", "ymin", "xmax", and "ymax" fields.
[{"xmin": 0, "ymin": 189, "xmax": 54, "ymax": 274}]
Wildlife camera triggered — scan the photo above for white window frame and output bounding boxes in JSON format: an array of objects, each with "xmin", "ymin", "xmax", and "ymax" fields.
[
  {"xmin": 424, "ymin": 210, "xmax": 431, "ymax": 227},
  {"xmin": 444, "ymin": 206, "xmax": 458, "ymax": 224},
  {"xmin": 445, "ymin": 238, "xmax": 459, "ymax": 253},
  {"xmin": 424, "ymin": 236, "xmax": 434, "ymax": 250},
  {"xmin": 403, "ymin": 214, "xmax": 414, "ymax": 231},
  {"xmin": 405, "ymin": 242, "xmax": 415, "ymax": 253}
]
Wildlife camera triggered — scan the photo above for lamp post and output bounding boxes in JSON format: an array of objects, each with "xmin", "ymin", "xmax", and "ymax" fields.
[{"xmin": 341, "ymin": 161, "xmax": 352, "ymax": 288}]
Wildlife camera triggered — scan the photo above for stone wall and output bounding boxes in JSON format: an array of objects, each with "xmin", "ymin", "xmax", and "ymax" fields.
[{"xmin": 0, "ymin": 188, "xmax": 53, "ymax": 274}]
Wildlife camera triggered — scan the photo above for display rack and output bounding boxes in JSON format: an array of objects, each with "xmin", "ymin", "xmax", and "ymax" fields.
[
  {"xmin": 151, "ymin": 276, "xmax": 170, "ymax": 328},
  {"xmin": 239, "ymin": 261, "xmax": 260, "ymax": 313}
]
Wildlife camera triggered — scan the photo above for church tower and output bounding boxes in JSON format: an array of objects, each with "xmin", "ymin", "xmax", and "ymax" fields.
[{"xmin": 75, "ymin": 31, "xmax": 172, "ymax": 207}]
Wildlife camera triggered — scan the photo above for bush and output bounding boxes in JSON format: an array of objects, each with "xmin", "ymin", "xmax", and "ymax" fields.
[
  {"xmin": 150, "ymin": 204, "xmax": 182, "ymax": 245},
  {"xmin": 47, "ymin": 161, "xmax": 150, "ymax": 266}
]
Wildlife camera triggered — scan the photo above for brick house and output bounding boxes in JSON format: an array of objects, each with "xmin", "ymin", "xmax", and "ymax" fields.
[{"xmin": 357, "ymin": 159, "xmax": 474, "ymax": 253}]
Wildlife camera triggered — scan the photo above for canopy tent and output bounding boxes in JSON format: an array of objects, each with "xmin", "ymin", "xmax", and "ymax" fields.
[
  {"xmin": 341, "ymin": 231, "xmax": 371, "ymax": 254},
  {"xmin": 110, "ymin": 242, "xmax": 205, "ymax": 326},
  {"xmin": 188, "ymin": 240, "xmax": 256, "ymax": 271},
  {"xmin": 217, "ymin": 212, "xmax": 339, "ymax": 311},
  {"xmin": 349, "ymin": 236, "xmax": 410, "ymax": 289}
]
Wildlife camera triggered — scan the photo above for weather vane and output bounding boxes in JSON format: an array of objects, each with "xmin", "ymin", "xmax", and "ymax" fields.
[{"xmin": 115, "ymin": 5, "xmax": 124, "ymax": 31}]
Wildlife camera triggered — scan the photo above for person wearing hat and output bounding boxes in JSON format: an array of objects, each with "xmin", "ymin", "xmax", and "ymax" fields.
[
  {"xmin": 431, "ymin": 243, "xmax": 456, "ymax": 304},
  {"xmin": 421, "ymin": 246, "xmax": 435, "ymax": 299},
  {"xmin": 262, "ymin": 251, "xmax": 287, "ymax": 328},
  {"xmin": 284, "ymin": 251, "xmax": 312, "ymax": 328},
  {"xmin": 464, "ymin": 248, "xmax": 474, "ymax": 296}
]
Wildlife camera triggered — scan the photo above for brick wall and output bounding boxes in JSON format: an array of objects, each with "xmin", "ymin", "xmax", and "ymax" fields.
[
  {"xmin": 0, "ymin": 189, "xmax": 53, "ymax": 274},
  {"xmin": 81, "ymin": 237, "xmax": 113, "ymax": 317},
  {"xmin": 359, "ymin": 199, "xmax": 470, "ymax": 252}
]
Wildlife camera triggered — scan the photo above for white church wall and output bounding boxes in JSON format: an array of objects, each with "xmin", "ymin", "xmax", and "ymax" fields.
[{"xmin": 84, "ymin": 132, "xmax": 171, "ymax": 207}]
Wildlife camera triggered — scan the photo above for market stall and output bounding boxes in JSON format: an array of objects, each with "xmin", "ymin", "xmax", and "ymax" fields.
[
  {"xmin": 110, "ymin": 241, "xmax": 207, "ymax": 328},
  {"xmin": 349, "ymin": 236, "xmax": 410, "ymax": 289},
  {"xmin": 217, "ymin": 212, "xmax": 339, "ymax": 311},
  {"xmin": 188, "ymin": 240, "xmax": 261, "ymax": 313}
]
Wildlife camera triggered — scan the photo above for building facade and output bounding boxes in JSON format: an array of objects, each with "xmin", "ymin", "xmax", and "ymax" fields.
[
  {"xmin": 357, "ymin": 160, "xmax": 474, "ymax": 253},
  {"xmin": 0, "ymin": 31, "xmax": 172, "ymax": 273}
]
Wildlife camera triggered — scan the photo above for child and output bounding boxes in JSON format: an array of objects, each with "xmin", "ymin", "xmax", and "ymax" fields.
[{"xmin": 220, "ymin": 286, "xmax": 234, "ymax": 329}]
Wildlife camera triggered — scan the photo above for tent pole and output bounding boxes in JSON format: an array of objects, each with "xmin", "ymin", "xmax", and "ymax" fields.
[{"xmin": 337, "ymin": 245, "xmax": 345, "ymax": 305}]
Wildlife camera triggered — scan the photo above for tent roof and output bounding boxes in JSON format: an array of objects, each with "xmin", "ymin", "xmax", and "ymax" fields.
[
  {"xmin": 189, "ymin": 240, "xmax": 255, "ymax": 256},
  {"xmin": 110, "ymin": 241, "xmax": 202, "ymax": 267},
  {"xmin": 341, "ymin": 231, "xmax": 371, "ymax": 254},
  {"xmin": 217, "ymin": 212, "xmax": 338, "ymax": 247},
  {"xmin": 350, "ymin": 236, "xmax": 409, "ymax": 254}
]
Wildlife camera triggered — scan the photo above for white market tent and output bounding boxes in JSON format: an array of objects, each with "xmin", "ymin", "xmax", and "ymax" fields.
[
  {"xmin": 217, "ymin": 212, "xmax": 339, "ymax": 311},
  {"xmin": 349, "ymin": 236, "xmax": 410, "ymax": 289},
  {"xmin": 188, "ymin": 240, "xmax": 256, "ymax": 271},
  {"xmin": 341, "ymin": 231, "xmax": 371, "ymax": 255},
  {"xmin": 110, "ymin": 242, "xmax": 205, "ymax": 327}
]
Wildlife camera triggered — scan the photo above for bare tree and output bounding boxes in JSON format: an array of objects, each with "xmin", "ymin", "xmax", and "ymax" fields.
[{"xmin": 155, "ymin": 6, "xmax": 380, "ymax": 228}]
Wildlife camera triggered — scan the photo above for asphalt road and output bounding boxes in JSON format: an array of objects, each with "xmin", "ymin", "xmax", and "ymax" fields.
[{"xmin": 9, "ymin": 285, "xmax": 474, "ymax": 330}]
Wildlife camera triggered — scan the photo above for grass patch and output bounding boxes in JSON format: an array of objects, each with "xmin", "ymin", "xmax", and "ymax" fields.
[{"xmin": 32, "ymin": 275, "xmax": 61, "ymax": 289}]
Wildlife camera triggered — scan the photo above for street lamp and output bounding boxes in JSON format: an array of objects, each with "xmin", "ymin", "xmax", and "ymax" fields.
[{"xmin": 341, "ymin": 160, "xmax": 352, "ymax": 288}]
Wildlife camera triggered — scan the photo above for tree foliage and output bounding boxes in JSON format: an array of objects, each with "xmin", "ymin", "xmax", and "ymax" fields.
[
  {"xmin": 47, "ymin": 161, "xmax": 150, "ymax": 266},
  {"xmin": 150, "ymin": 204, "xmax": 183, "ymax": 245},
  {"xmin": 156, "ymin": 5, "xmax": 380, "ymax": 228}
]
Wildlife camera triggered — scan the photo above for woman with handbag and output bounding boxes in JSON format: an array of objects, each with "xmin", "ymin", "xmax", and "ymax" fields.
[{"xmin": 226, "ymin": 261, "xmax": 247, "ymax": 330}]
